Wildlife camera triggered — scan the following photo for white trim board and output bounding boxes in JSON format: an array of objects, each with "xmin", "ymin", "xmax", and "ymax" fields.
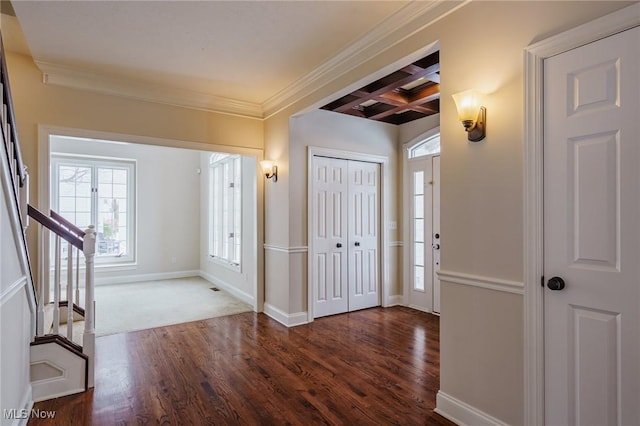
[
  {"xmin": 0, "ymin": 276, "xmax": 28, "ymax": 305},
  {"xmin": 263, "ymin": 244, "xmax": 308, "ymax": 254},
  {"xmin": 263, "ymin": 303, "xmax": 308, "ymax": 328},
  {"xmin": 435, "ymin": 391, "xmax": 509, "ymax": 426},
  {"xmin": 199, "ymin": 270, "xmax": 255, "ymax": 310},
  {"xmin": 437, "ymin": 270, "xmax": 523, "ymax": 295},
  {"xmin": 387, "ymin": 295, "xmax": 403, "ymax": 307},
  {"xmin": 94, "ymin": 270, "xmax": 201, "ymax": 286},
  {"xmin": 522, "ymin": 4, "xmax": 640, "ymax": 425}
]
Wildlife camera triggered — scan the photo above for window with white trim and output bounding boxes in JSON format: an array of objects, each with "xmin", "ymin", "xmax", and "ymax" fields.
[
  {"xmin": 51, "ymin": 155, "xmax": 136, "ymax": 264},
  {"xmin": 209, "ymin": 153, "xmax": 241, "ymax": 268},
  {"xmin": 409, "ymin": 132, "xmax": 440, "ymax": 158}
]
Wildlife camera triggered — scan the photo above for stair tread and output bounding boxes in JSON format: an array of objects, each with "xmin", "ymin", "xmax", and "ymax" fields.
[{"xmin": 56, "ymin": 320, "xmax": 85, "ymax": 347}]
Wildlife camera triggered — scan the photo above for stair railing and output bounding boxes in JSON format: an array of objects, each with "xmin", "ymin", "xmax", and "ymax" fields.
[
  {"xmin": 0, "ymin": 35, "xmax": 35, "ymax": 314},
  {"xmin": 27, "ymin": 205, "xmax": 96, "ymax": 388}
]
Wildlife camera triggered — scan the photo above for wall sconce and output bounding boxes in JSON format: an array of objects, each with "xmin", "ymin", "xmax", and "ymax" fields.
[
  {"xmin": 452, "ymin": 89, "xmax": 486, "ymax": 142},
  {"xmin": 260, "ymin": 160, "xmax": 278, "ymax": 182}
]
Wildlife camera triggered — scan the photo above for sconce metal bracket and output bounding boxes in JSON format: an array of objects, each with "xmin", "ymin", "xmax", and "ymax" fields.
[{"xmin": 466, "ymin": 106, "xmax": 486, "ymax": 142}]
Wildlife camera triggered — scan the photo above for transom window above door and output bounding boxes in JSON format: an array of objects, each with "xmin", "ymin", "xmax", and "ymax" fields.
[
  {"xmin": 408, "ymin": 131, "xmax": 440, "ymax": 158},
  {"xmin": 51, "ymin": 155, "xmax": 136, "ymax": 264}
]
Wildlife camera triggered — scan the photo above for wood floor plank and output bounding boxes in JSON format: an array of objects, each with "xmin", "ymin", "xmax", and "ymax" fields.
[{"xmin": 29, "ymin": 306, "xmax": 455, "ymax": 425}]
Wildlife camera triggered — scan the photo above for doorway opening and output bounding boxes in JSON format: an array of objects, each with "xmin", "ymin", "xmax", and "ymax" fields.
[{"xmin": 37, "ymin": 127, "xmax": 263, "ymax": 335}]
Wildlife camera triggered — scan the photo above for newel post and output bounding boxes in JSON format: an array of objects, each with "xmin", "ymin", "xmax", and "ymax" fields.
[{"xmin": 83, "ymin": 225, "xmax": 96, "ymax": 388}]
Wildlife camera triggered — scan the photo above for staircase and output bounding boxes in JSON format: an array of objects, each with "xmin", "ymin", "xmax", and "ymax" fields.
[
  {"xmin": 27, "ymin": 205, "xmax": 97, "ymax": 401},
  {"xmin": 0, "ymin": 34, "xmax": 96, "ymax": 403}
]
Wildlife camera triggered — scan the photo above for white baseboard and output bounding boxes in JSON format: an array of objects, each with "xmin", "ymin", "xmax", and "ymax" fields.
[
  {"xmin": 95, "ymin": 270, "xmax": 201, "ymax": 286},
  {"xmin": 435, "ymin": 391, "xmax": 508, "ymax": 426},
  {"xmin": 263, "ymin": 303, "xmax": 308, "ymax": 327},
  {"xmin": 199, "ymin": 271, "xmax": 254, "ymax": 307},
  {"xmin": 385, "ymin": 294, "xmax": 404, "ymax": 307}
]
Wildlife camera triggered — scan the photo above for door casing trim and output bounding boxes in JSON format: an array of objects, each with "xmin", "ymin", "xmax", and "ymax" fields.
[
  {"xmin": 523, "ymin": 4, "xmax": 640, "ymax": 425},
  {"xmin": 307, "ymin": 147, "xmax": 389, "ymax": 323}
]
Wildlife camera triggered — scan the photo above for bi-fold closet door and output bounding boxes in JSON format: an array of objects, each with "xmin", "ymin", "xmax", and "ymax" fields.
[{"xmin": 312, "ymin": 155, "xmax": 380, "ymax": 318}]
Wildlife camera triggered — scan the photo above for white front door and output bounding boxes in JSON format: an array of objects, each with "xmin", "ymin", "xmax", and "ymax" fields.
[
  {"xmin": 312, "ymin": 156, "xmax": 348, "ymax": 318},
  {"xmin": 544, "ymin": 26, "xmax": 639, "ymax": 425},
  {"xmin": 407, "ymin": 155, "xmax": 440, "ymax": 313},
  {"xmin": 347, "ymin": 160, "xmax": 380, "ymax": 311},
  {"xmin": 312, "ymin": 156, "xmax": 380, "ymax": 318}
]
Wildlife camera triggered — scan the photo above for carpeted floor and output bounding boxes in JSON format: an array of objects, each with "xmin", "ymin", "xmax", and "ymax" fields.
[{"xmin": 93, "ymin": 276, "xmax": 253, "ymax": 336}]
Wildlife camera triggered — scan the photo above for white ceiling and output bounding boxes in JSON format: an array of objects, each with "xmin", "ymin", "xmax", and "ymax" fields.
[{"xmin": 9, "ymin": 0, "xmax": 412, "ymax": 110}]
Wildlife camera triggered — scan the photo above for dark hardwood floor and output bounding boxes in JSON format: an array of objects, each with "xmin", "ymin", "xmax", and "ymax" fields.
[{"xmin": 30, "ymin": 306, "xmax": 454, "ymax": 425}]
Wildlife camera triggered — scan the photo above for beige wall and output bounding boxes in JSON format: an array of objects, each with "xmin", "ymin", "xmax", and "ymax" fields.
[
  {"xmin": 263, "ymin": 2, "xmax": 633, "ymax": 424},
  {"xmin": 6, "ymin": 52, "xmax": 264, "ymax": 284}
]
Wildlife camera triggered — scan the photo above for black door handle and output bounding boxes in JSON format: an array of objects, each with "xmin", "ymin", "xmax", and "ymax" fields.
[
  {"xmin": 355, "ymin": 242, "xmax": 360, "ymax": 247},
  {"xmin": 547, "ymin": 276, "xmax": 565, "ymax": 291},
  {"xmin": 336, "ymin": 243, "xmax": 342, "ymax": 248}
]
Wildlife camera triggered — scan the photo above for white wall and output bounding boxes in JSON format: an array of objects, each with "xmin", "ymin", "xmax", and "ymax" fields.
[
  {"xmin": 199, "ymin": 153, "xmax": 257, "ymax": 306},
  {"xmin": 50, "ymin": 136, "xmax": 201, "ymax": 283}
]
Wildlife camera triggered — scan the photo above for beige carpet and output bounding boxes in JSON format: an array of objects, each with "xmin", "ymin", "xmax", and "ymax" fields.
[{"xmin": 94, "ymin": 276, "xmax": 252, "ymax": 336}]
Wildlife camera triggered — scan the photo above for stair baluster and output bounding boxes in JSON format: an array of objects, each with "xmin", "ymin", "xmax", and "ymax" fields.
[
  {"xmin": 53, "ymin": 235, "xmax": 61, "ymax": 335},
  {"xmin": 37, "ymin": 228, "xmax": 46, "ymax": 336},
  {"xmin": 75, "ymin": 248, "xmax": 80, "ymax": 306},
  {"xmin": 66, "ymin": 241, "xmax": 74, "ymax": 340}
]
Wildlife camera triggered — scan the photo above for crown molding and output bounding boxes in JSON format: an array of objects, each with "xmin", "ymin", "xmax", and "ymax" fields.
[
  {"xmin": 33, "ymin": 0, "xmax": 466, "ymax": 120},
  {"xmin": 261, "ymin": 0, "xmax": 467, "ymax": 118},
  {"xmin": 36, "ymin": 60, "xmax": 263, "ymax": 119}
]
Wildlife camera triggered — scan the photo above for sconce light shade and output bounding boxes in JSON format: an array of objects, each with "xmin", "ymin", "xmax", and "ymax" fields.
[
  {"xmin": 260, "ymin": 160, "xmax": 278, "ymax": 182},
  {"xmin": 452, "ymin": 89, "xmax": 486, "ymax": 142}
]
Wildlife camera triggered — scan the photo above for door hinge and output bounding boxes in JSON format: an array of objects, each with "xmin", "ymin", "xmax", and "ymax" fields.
[{"xmin": 541, "ymin": 275, "xmax": 545, "ymax": 287}]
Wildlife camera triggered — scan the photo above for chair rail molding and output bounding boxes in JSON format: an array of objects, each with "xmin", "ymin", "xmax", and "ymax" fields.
[
  {"xmin": 263, "ymin": 244, "xmax": 308, "ymax": 254},
  {"xmin": 436, "ymin": 270, "xmax": 523, "ymax": 295}
]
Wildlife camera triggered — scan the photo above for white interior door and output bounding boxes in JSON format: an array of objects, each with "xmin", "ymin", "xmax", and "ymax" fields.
[
  {"xmin": 544, "ymin": 26, "xmax": 639, "ymax": 425},
  {"xmin": 312, "ymin": 156, "xmax": 348, "ymax": 318},
  {"xmin": 431, "ymin": 155, "xmax": 441, "ymax": 314},
  {"xmin": 347, "ymin": 160, "xmax": 380, "ymax": 311},
  {"xmin": 312, "ymin": 156, "xmax": 380, "ymax": 318}
]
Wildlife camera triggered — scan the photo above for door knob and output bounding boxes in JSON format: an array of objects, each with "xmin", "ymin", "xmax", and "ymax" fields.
[
  {"xmin": 547, "ymin": 276, "xmax": 565, "ymax": 291},
  {"xmin": 432, "ymin": 243, "xmax": 440, "ymax": 250},
  {"xmin": 355, "ymin": 242, "xmax": 360, "ymax": 247},
  {"xmin": 336, "ymin": 243, "xmax": 342, "ymax": 248}
]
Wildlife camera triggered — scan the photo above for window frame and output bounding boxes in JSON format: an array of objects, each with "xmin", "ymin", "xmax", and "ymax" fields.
[
  {"xmin": 208, "ymin": 153, "xmax": 242, "ymax": 271},
  {"xmin": 51, "ymin": 154, "xmax": 137, "ymax": 265},
  {"xmin": 408, "ymin": 128, "xmax": 441, "ymax": 158}
]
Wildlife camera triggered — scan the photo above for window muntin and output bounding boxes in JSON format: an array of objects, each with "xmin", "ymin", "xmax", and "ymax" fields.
[
  {"xmin": 209, "ymin": 154, "xmax": 241, "ymax": 268},
  {"xmin": 52, "ymin": 155, "xmax": 135, "ymax": 264}
]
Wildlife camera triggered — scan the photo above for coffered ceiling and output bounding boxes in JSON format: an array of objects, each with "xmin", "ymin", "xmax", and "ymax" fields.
[{"xmin": 320, "ymin": 51, "xmax": 439, "ymax": 125}]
